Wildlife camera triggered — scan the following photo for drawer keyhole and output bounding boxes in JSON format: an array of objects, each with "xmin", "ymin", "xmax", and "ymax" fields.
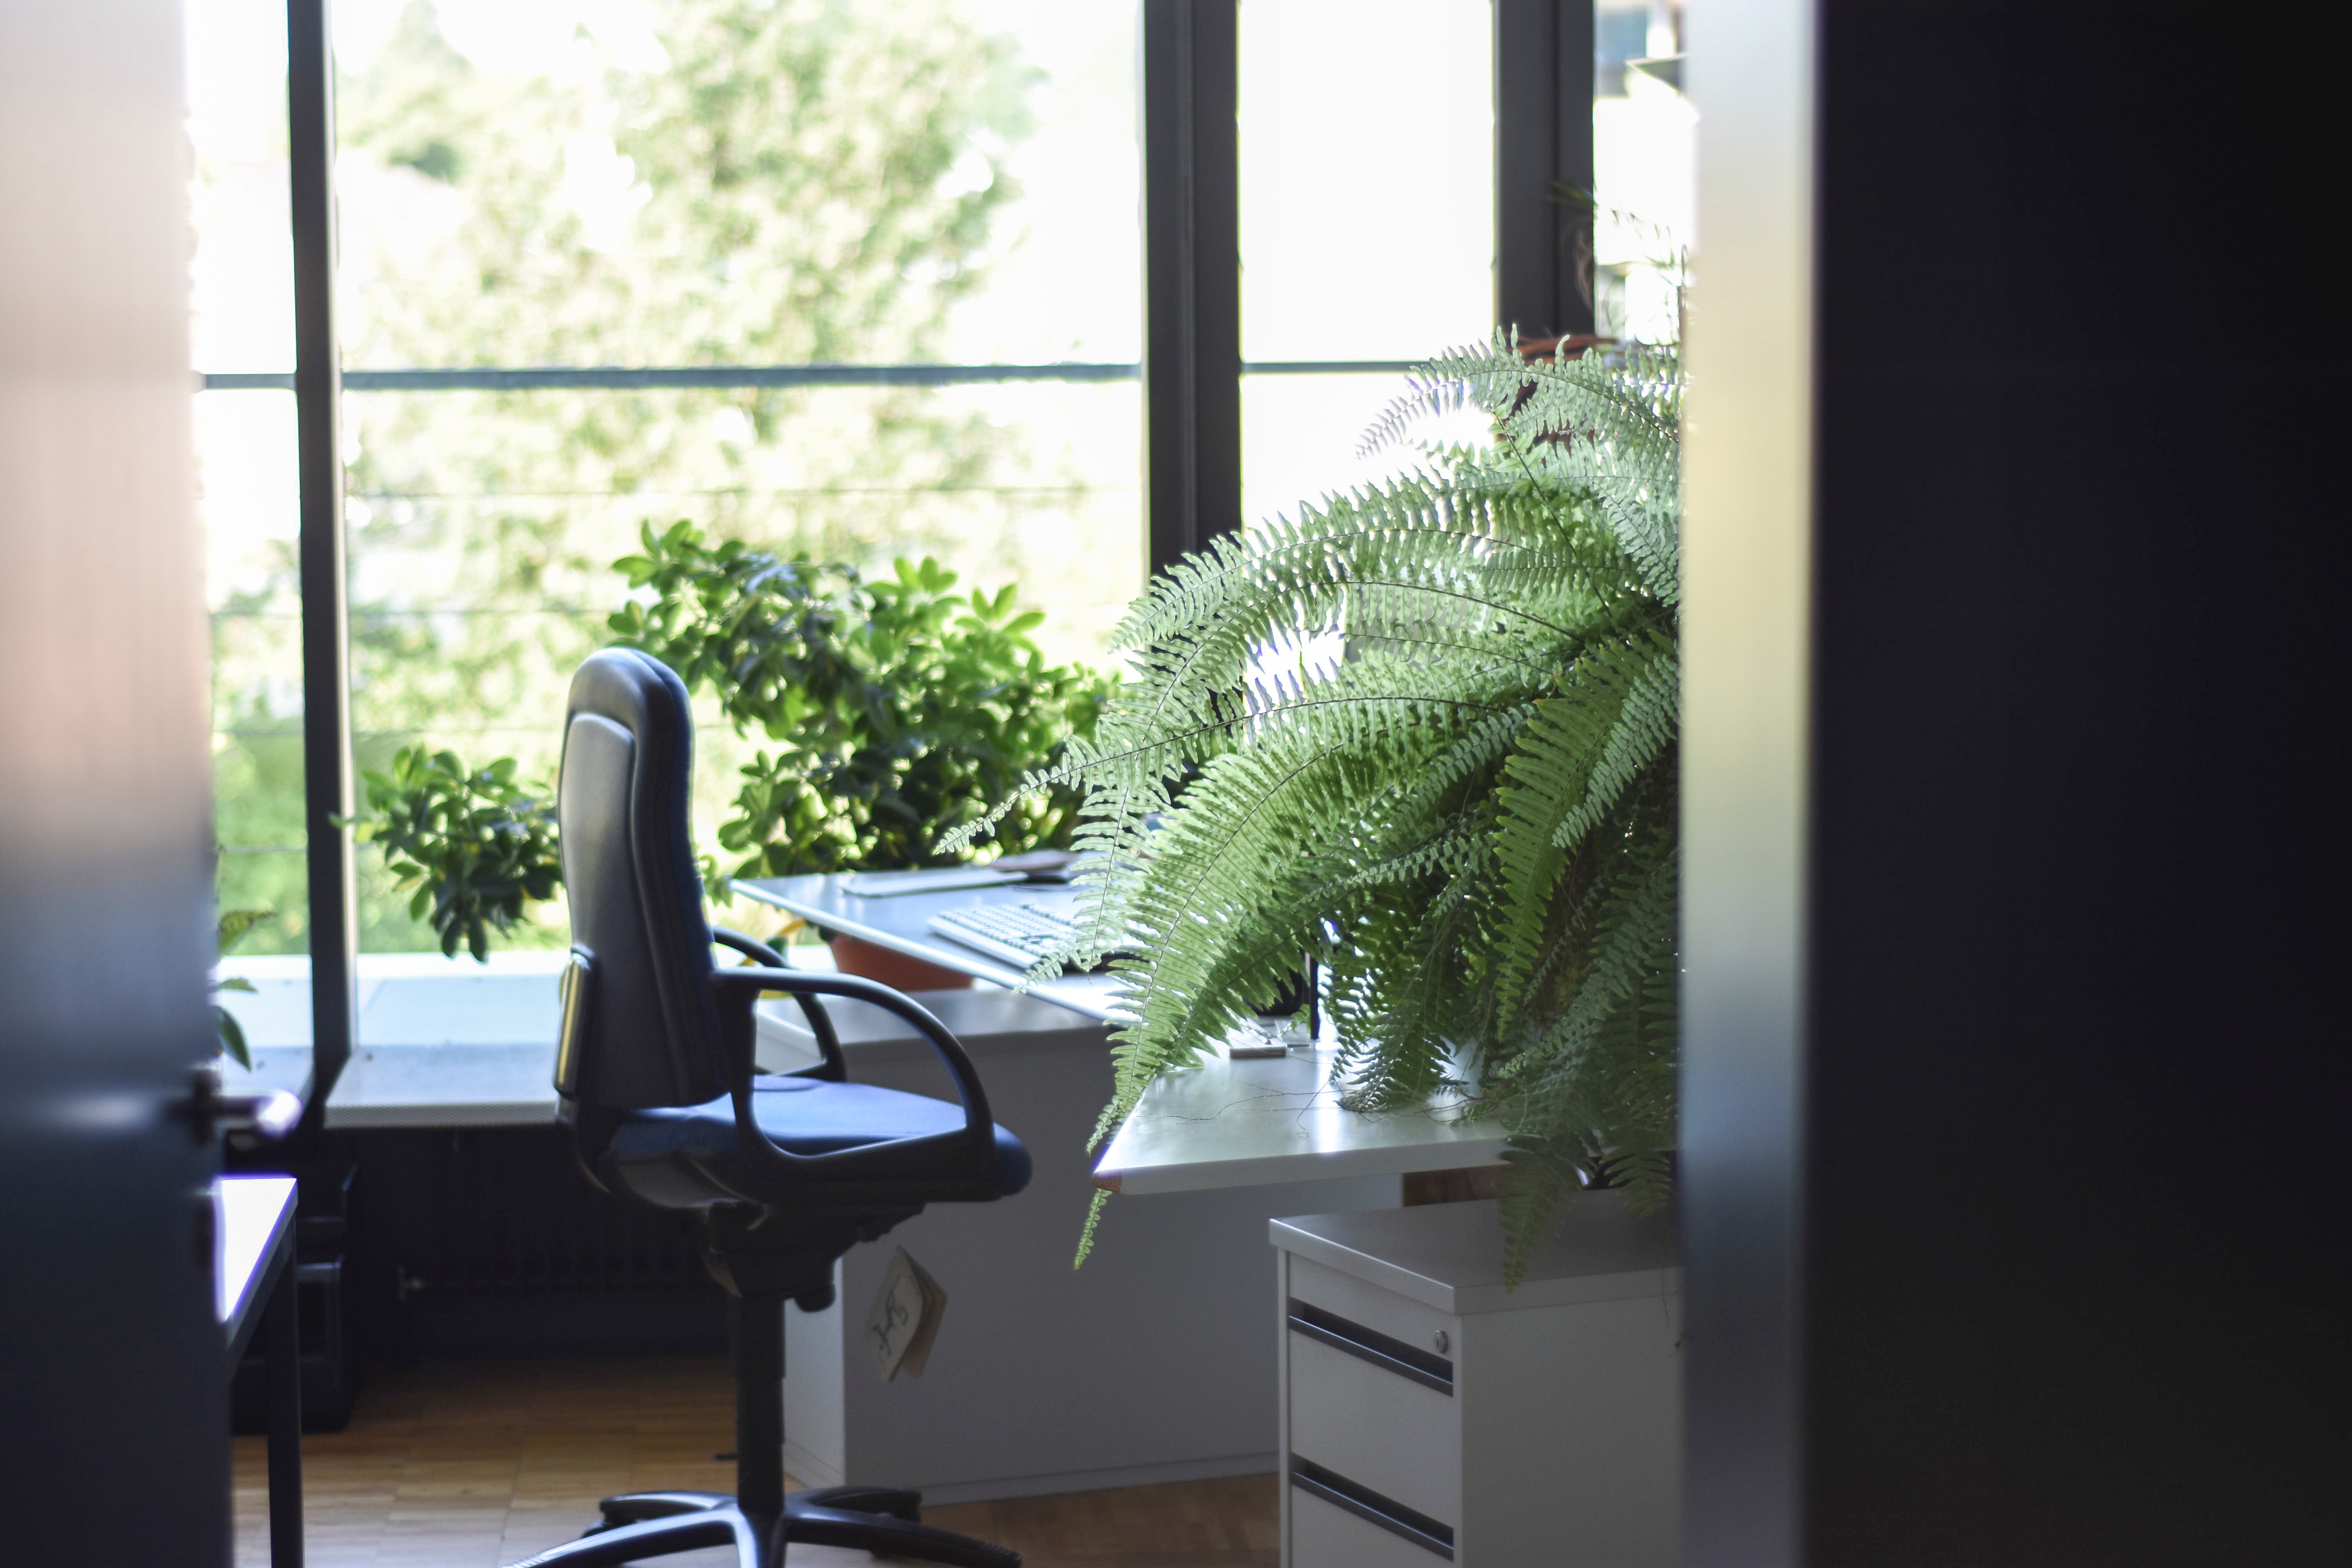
[{"xmin": 1431, "ymin": 1330, "xmax": 1448, "ymax": 1354}]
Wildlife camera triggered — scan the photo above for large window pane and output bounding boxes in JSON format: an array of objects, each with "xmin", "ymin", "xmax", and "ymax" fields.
[
  {"xmin": 343, "ymin": 377, "xmax": 1139, "ymax": 951},
  {"xmin": 1240, "ymin": 372, "xmax": 1404, "ymax": 535},
  {"xmin": 1593, "ymin": 1, "xmax": 1690, "ymax": 343},
  {"xmin": 938, "ymin": 0, "xmax": 1141, "ymax": 365},
  {"xmin": 187, "ymin": 0, "xmax": 294, "ymax": 374},
  {"xmin": 1236, "ymin": 0, "xmax": 1492, "ymax": 363},
  {"xmin": 202, "ymin": 393, "xmax": 309, "ymax": 955},
  {"xmin": 331, "ymin": 0, "xmax": 1139, "ymax": 369},
  {"xmin": 1238, "ymin": 0, "xmax": 1491, "ymax": 529},
  {"xmin": 1240, "ymin": 370, "xmax": 1496, "ymax": 536},
  {"xmin": 188, "ymin": 0, "xmax": 308, "ymax": 963},
  {"xmin": 330, "ymin": 1, "xmax": 1145, "ymax": 955}
]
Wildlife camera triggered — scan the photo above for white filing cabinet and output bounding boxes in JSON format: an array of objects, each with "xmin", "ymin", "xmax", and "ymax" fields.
[{"xmin": 1271, "ymin": 1196, "xmax": 1681, "ymax": 1566}]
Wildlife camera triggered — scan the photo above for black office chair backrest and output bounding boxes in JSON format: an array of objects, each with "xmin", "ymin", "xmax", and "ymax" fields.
[{"xmin": 553, "ymin": 648, "xmax": 726, "ymax": 1111}]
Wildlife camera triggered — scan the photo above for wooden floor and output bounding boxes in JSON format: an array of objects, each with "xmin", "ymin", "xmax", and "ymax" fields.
[{"xmin": 233, "ymin": 1356, "xmax": 1278, "ymax": 1567}]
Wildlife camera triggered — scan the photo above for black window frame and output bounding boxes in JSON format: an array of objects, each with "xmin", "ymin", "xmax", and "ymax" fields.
[{"xmin": 248, "ymin": 0, "xmax": 1593, "ymax": 1114}]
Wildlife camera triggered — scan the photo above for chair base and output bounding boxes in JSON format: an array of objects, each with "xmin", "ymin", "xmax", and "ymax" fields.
[
  {"xmin": 500, "ymin": 1221, "xmax": 1018, "ymax": 1566},
  {"xmin": 504, "ymin": 1486, "xmax": 1021, "ymax": 1567}
]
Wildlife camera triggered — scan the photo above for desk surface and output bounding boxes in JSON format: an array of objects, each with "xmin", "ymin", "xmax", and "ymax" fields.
[
  {"xmin": 218, "ymin": 1045, "xmax": 314, "ymax": 1114},
  {"xmin": 217, "ymin": 1174, "xmax": 298, "ymax": 1351},
  {"xmin": 1091, "ymin": 1047, "xmax": 1508, "ymax": 1196},
  {"xmin": 741, "ymin": 874, "xmax": 1510, "ymax": 1193},
  {"xmin": 324, "ymin": 985, "xmax": 1103, "ymax": 1129},
  {"xmin": 731, "ymin": 873, "xmax": 1129, "ymax": 1022},
  {"xmin": 332, "ymin": 1044, "xmax": 558, "ymax": 1127},
  {"xmin": 247, "ymin": 888, "xmax": 1499, "ymax": 1194},
  {"xmin": 220, "ymin": 953, "xmax": 569, "ymax": 1128}
]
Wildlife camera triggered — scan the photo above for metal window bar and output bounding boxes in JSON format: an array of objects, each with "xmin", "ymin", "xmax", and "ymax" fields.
[
  {"xmin": 1494, "ymin": 0, "xmax": 1600, "ymax": 342},
  {"xmin": 197, "ymin": 360, "xmax": 1420, "ymax": 392},
  {"xmin": 1141, "ymin": 0, "xmax": 1240, "ymax": 579},
  {"xmin": 288, "ymin": 0, "xmax": 355, "ymax": 1122}
]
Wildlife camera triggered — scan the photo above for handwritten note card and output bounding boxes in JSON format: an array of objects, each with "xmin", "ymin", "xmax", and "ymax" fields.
[{"xmin": 865, "ymin": 1247, "xmax": 948, "ymax": 1382}]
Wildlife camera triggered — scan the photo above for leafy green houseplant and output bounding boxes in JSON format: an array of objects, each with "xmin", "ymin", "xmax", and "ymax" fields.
[
  {"xmin": 352, "ymin": 748, "xmax": 562, "ymax": 961},
  {"xmin": 611, "ymin": 526, "xmax": 1113, "ymax": 879},
  {"xmin": 212, "ymin": 907, "xmax": 272, "ymax": 1068},
  {"xmin": 348, "ymin": 537, "xmax": 1106, "ymax": 964},
  {"xmin": 957, "ymin": 337, "xmax": 1683, "ymax": 1273}
]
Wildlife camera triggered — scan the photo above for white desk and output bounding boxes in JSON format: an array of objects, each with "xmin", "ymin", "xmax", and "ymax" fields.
[
  {"xmin": 219, "ymin": 953, "xmax": 572, "ymax": 1129},
  {"xmin": 226, "ymin": 923, "xmax": 1506, "ymax": 1196},
  {"xmin": 309, "ymin": 960, "xmax": 1039, "ymax": 1129},
  {"xmin": 735, "ymin": 874, "xmax": 1509, "ymax": 1195},
  {"xmin": 217, "ymin": 1174, "xmax": 298, "ymax": 1348},
  {"xmin": 218, "ymin": 1175, "xmax": 302, "ymax": 1568},
  {"xmin": 730, "ymin": 873, "xmax": 1129, "ymax": 1021},
  {"xmin": 1091, "ymin": 1047, "xmax": 1508, "ymax": 1196},
  {"xmin": 217, "ymin": 1047, "xmax": 314, "ymax": 1121},
  {"xmin": 327, "ymin": 955, "xmax": 571, "ymax": 1127}
]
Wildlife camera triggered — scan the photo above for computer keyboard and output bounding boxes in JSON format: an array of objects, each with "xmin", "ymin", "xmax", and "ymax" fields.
[{"xmin": 926, "ymin": 901, "xmax": 1082, "ymax": 969}]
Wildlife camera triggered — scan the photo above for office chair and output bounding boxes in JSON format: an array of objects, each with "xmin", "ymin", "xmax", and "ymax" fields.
[{"xmin": 512, "ymin": 648, "xmax": 1030, "ymax": 1568}]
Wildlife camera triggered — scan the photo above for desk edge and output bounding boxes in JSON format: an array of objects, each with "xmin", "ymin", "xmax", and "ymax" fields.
[
  {"xmin": 1094, "ymin": 1134, "xmax": 1511, "ymax": 1196},
  {"xmin": 218, "ymin": 1175, "xmax": 299, "ymax": 1353}
]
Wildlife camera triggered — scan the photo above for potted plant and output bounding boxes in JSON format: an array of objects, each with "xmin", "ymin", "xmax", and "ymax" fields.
[
  {"xmin": 351, "ymin": 747, "xmax": 563, "ymax": 961},
  {"xmin": 610, "ymin": 528, "xmax": 1112, "ymax": 988},
  {"xmin": 350, "ymin": 539, "xmax": 1108, "ymax": 984},
  {"xmin": 212, "ymin": 907, "xmax": 272, "ymax": 1068},
  {"xmin": 953, "ymin": 336, "xmax": 1683, "ymax": 1276}
]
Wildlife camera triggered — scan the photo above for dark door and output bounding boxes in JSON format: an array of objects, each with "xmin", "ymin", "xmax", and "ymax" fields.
[{"xmin": 0, "ymin": 2, "xmax": 231, "ymax": 1560}]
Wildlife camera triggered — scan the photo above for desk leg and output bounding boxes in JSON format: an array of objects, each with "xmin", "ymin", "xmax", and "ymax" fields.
[{"xmin": 265, "ymin": 1257, "xmax": 303, "ymax": 1568}]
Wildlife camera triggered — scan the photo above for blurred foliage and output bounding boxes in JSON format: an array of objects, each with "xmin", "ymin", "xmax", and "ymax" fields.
[
  {"xmin": 351, "ymin": 747, "xmax": 563, "ymax": 961},
  {"xmin": 212, "ymin": 693, "xmax": 311, "ymax": 951},
  {"xmin": 212, "ymin": 907, "xmax": 273, "ymax": 1068}
]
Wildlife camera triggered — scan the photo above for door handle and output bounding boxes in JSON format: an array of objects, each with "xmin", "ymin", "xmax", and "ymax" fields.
[{"xmin": 186, "ymin": 1064, "xmax": 303, "ymax": 1144}]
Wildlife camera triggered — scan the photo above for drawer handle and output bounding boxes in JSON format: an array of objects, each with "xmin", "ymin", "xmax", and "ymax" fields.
[
  {"xmin": 1290, "ymin": 1455, "xmax": 1455, "ymax": 1560},
  {"xmin": 1288, "ymin": 1298, "xmax": 1454, "ymax": 1394}
]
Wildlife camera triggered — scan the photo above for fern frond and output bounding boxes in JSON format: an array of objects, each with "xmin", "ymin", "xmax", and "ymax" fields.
[
  {"xmin": 1488, "ymin": 633, "xmax": 1675, "ymax": 1034},
  {"xmin": 1039, "ymin": 335, "xmax": 1683, "ymax": 1280}
]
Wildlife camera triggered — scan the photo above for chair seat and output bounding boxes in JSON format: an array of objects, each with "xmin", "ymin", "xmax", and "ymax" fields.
[{"xmin": 600, "ymin": 1075, "xmax": 1032, "ymax": 1210}]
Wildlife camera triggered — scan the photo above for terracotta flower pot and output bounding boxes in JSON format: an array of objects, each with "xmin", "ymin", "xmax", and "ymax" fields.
[{"xmin": 826, "ymin": 934, "xmax": 975, "ymax": 992}]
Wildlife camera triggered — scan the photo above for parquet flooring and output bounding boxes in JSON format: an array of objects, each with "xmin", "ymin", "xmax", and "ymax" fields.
[{"xmin": 232, "ymin": 1356, "xmax": 1278, "ymax": 1567}]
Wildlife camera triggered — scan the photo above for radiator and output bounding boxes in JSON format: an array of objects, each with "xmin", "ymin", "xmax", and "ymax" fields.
[{"xmin": 364, "ymin": 1126, "xmax": 710, "ymax": 1299}]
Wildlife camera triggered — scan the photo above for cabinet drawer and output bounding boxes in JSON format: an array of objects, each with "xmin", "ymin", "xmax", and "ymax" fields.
[
  {"xmin": 1289, "ymin": 1256, "xmax": 1455, "ymax": 1352},
  {"xmin": 1289, "ymin": 1320, "xmax": 1460, "ymax": 1526},
  {"xmin": 1290, "ymin": 1461, "xmax": 1454, "ymax": 1564}
]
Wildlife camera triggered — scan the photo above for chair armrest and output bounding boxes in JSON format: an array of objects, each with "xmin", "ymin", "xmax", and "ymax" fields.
[
  {"xmin": 706, "ymin": 967, "xmax": 996, "ymax": 1181},
  {"xmin": 711, "ymin": 926, "xmax": 788, "ymax": 967},
  {"xmin": 711, "ymin": 927, "xmax": 845, "ymax": 1080}
]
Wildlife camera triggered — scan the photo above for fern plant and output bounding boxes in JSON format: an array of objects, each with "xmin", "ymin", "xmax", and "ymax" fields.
[{"xmin": 952, "ymin": 335, "xmax": 1682, "ymax": 1276}]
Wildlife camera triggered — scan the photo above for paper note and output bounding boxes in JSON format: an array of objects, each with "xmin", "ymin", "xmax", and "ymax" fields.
[{"xmin": 866, "ymin": 1247, "xmax": 949, "ymax": 1381}]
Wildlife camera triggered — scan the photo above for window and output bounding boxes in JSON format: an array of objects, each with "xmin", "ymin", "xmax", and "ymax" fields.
[
  {"xmin": 201, "ymin": 0, "xmax": 1147, "ymax": 982},
  {"xmin": 1235, "ymin": 0, "xmax": 1495, "ymax": 528},
  {"xmin": 197, "ymin": 0, "xmax": 1666, "ymax": 1080},
  {"xmin": 190, "ymin": 0, "xmax": 307, "ymax": 959},
  {"xmin": 1592, "ymin": 1, "xmax": 1689, "ymax": 343}
]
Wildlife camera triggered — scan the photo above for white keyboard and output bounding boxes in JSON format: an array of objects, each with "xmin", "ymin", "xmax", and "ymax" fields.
[{"xmin": 926, "ymin": 901, "xmax": 1082, "ymax": 968}]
